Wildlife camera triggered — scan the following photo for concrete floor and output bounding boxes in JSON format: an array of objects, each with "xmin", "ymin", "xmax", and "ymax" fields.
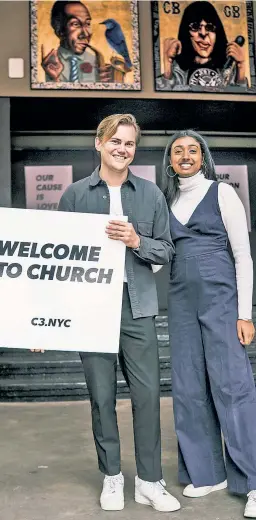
[{"xmin": 0, "ymin": 398, "xmax": 247, "ymax": 520}]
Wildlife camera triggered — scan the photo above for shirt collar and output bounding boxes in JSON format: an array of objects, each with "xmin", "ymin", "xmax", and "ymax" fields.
[{"xmin": 89, "ymin": 166, "xmax": 137, "ymax": 190}]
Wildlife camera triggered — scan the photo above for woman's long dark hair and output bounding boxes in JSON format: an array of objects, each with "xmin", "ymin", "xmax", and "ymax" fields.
[
  {"xmin": 176, "ymin": 1, "xmax": 228, "ymax": 71},
  {"xmin": 162, "ymin": 130, "xmax": 217, "ymax": 208}
]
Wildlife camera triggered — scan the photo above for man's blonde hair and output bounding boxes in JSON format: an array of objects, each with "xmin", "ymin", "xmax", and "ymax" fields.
[{"xmin": 96, "ymin": 113, "xmax": 141, "ymax": 145}]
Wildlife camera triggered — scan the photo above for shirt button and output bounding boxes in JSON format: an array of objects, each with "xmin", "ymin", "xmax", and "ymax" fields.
[{"xmin": 103, "ymin": 195, "xmax": 107, "ymax": 199}]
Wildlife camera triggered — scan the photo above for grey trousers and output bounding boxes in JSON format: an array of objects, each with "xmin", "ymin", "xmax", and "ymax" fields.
[{"xmin": 80, "ymin": 284, "xmax": 162, "ymax": 481}]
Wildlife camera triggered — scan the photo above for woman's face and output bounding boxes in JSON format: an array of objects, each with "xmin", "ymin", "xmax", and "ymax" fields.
[
  {"xmin": 189, "ymin": 19, "xmax": 216, "ymax": 60},
  {"xmin": 170, "ymin": 136, "xmax": 203, "ymax": 177}
]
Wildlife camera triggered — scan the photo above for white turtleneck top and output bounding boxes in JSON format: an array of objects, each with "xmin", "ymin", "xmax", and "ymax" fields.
[{"xmin": 171, "ymin": 171, "xmax": 253, "ymax": 320}]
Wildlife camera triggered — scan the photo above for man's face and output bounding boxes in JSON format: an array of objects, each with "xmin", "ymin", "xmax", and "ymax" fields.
[
  {"xmin": 96, "ymin": 125, "xmax": 136, "ymax": 175},
  {"xmin": 189, "ymin": 19, "xmax": 216, "ymax": 60},
  {"xmin": 62, "ymin": 3, "xmax": 92, "ymax": 55}
]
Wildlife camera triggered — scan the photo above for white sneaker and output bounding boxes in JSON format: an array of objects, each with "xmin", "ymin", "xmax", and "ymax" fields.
[
  {"xmin": 100, "ymin": 472, "xmax": 124, "ymax": 511},
  {"xmin": 135, "ymin": 476, "xmax": 181, "ymax": 512},
  {"xmin": 244, "ymin": 490, "xmax": 256, "ymax": 518},
  {"xmin": 183, "ymin": 479, "xmax": 227, "ymax": 498}
]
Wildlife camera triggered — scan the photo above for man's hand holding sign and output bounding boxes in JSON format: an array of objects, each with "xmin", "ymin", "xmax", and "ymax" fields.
[{"xmin": 106, "ymin": 221, "xmax": 140, "ymax": 249}]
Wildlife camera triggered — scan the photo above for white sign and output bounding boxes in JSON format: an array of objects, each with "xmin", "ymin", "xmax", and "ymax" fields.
[
  {"xmin": 0, "ymin": 208, "xmax": 127, "ymax": 353},
  {"xmin": 24, "ymin": 165, "xmax": 73, "ymax": 211},
  {"xmin": 215, "ymin": 165, "xmax": 251, "ymax": 231},
  {"xmin": 130, "ymin": 165, "xmax": 156, "ymax": 183}
]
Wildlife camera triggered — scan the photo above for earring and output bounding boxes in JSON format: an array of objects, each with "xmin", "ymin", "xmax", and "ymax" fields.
[{"xmin": 166, "ymin": 165, "xmax": 178, "ymax": 179}]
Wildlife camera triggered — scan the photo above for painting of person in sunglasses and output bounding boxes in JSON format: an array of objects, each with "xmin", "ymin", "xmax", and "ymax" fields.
[{"xmin": 155, "ymin": 0, "xmax": 249, "ymax": 91}]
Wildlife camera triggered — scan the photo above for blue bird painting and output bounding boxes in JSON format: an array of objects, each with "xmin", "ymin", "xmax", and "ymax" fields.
[{"xmin": 100, "ymin": 19, "xmax": 132, "ymax": 70}]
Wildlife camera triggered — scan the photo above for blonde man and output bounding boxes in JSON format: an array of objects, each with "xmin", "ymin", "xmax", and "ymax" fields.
[{"xmin": 58, "ymin": 114, "xmax": 179, "ymax": 512}]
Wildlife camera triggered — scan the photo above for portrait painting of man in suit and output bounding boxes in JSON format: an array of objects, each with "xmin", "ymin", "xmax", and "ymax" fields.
[{"xmin": 30, "ymin": 0, "xmax": 141, "ymax": 90}]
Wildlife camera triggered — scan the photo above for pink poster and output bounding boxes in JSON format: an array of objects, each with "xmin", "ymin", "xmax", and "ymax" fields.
[
  {"xmin": 129, "ymin": 165, "xmax": 156, "ymax": 183},
  {"xmin": 24, "ymin": 165, "xmax": 73, "ymax": 210}
]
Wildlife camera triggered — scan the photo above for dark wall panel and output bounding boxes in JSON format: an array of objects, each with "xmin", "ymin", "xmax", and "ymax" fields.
[{"xmin": 10, "ymin": 98, "xmax": 256, "ymax": 133}]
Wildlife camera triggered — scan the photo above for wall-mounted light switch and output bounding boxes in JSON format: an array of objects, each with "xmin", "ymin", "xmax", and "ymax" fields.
[{"xmin": 8, "ymin": 58, "xmax": 24, "ymax": 78}]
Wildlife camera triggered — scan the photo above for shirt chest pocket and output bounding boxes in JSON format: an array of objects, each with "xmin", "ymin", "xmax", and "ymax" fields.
[{"xmin": 137, "ymin": 221, "xmax": 153, "ymax": 237}]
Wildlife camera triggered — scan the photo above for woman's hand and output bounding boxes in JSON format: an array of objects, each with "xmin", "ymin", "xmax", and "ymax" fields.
[{"xmin": 237, "ymin": 319, "xmax": 255, "ymax": 346}]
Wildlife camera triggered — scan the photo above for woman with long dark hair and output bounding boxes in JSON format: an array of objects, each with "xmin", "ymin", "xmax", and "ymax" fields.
[
  {"xmin": 163, "ymin": 130, "xmax": 256, "ymax": 517},
  {"xmin": 157, "ymin": 0, "xmax": 247, "ymax": 90}
]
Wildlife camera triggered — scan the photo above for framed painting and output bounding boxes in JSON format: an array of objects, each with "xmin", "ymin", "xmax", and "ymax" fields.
[
  {"xmin": 30, "ymin": 0, "xmax": 141, "ymax": 90},
  {"xmin": 152, "ymin": 0, "xmax": 256, "ymax": 93}
]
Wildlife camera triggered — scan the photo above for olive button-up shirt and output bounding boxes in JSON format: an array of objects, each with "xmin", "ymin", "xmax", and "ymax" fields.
[{"xmin": 58, "ymin": 167, "xmax": 174, "ymax": 318}]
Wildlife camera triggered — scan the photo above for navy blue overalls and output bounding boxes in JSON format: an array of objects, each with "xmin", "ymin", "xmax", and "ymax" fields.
[{"xmin": 168, "ymin": 181, "xmax": 256, "ymax": 494}]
